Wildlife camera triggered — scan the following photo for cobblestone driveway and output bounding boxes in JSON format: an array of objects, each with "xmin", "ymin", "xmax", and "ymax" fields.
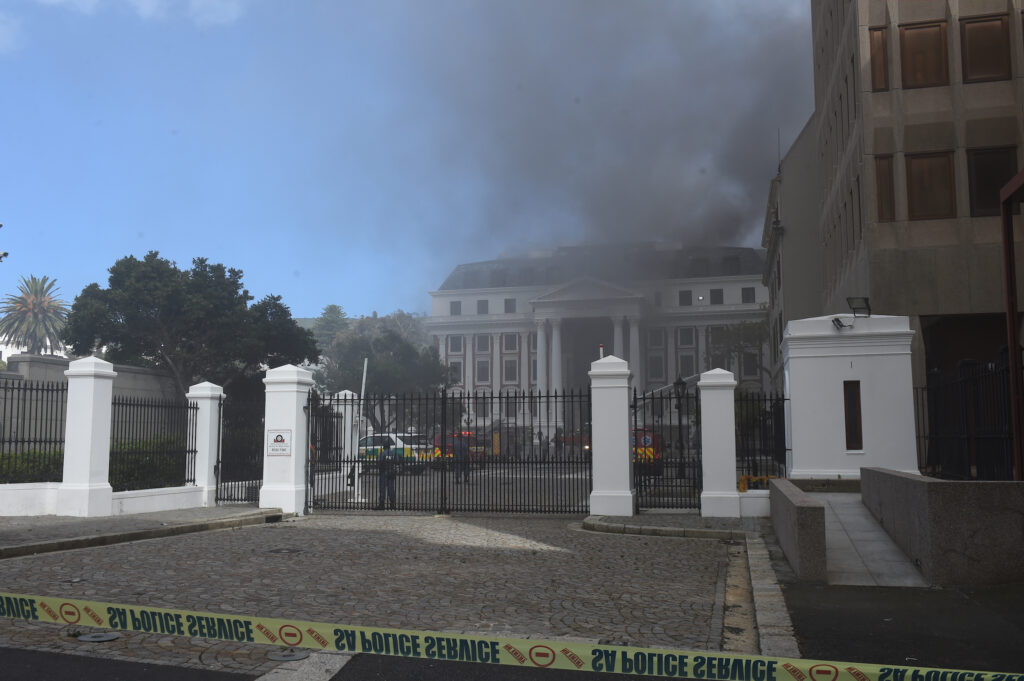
[{"xmin": 0, "ymin": 514, "xmax": 738, "ymax": 674}]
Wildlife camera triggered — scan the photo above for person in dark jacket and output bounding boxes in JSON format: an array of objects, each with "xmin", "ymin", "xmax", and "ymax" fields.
[{"xmin": 376, "ymin": 440, "xmax": 398, "ymax": 509}]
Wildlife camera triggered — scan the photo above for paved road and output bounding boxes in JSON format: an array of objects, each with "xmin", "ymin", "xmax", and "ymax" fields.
[
  {"xmin": 0, "ymin": 513, "xmax": 743, "ymax": 675},
  {"xmin": 0, "ymin": 646, "xmax": 257, "ymax": 681}
]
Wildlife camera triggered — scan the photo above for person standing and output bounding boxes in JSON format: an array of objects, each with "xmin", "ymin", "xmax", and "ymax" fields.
[
  {"xmin": 377, "ymin": 440, "xmax": 398, "ymax": 510},
  {"xmin": 453, "ymin": 431, "xmax": 470, "ymax": 484}
]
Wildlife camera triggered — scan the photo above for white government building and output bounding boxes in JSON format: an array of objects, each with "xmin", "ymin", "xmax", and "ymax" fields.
[{"xmin": 425, "ymin": 243, "xmax": 769, "ymax": 397}]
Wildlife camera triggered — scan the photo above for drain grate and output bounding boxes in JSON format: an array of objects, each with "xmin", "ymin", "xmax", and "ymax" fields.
[{"xmin": 268, "ymin": 648, "xmax": 310, "ymax": 661}]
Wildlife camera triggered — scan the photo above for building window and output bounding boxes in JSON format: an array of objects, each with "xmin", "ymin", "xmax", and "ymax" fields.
[
  {"xmin": 967, "ymin": 147, "xmax": 1018, "ymax": 217},
  {"xmin": 741, "ymin": 287, "xmax": 755, "ymax": 304},
  {"xmin": 648, "ymin": 328, "xmax": 665, "ymax": 349},
  {"xmin": 710, "ymin": 289, "xmax": 724, "ymax": 305},
  {"xmin": 844, "ymin": 380, "xmax": 863, "ymax": 450},
  {"xmin": 503, "ymin": 358, "xmax": 518, "ymax": 384},
  {"xmin": 678, "ymin": 290, "xmax": 693, "ymax": 306},
  {"xmin": 503, "ymin": 333, "xmax": 519, "ymax": 353},
  {"xmin": 475, "ymin": 334, "xmax": 490, "ymax": 353},
  {"xmin": 742, "ymin": 351, "xmax": 759, "ymax": 378},
  {"xmin": 869, "ymin": 26, "xmax": 888, "ymax": 91},
  {"xmin": 875, "ymin": 155, "xmax": 895, "ymax": 222},
  {"xmin": 476, "ymin": 359, "xmax": 490, "ymax": 384},
  {"xmin": 899, "ymin": 21, "xmax": 948, "ymax": 89},
  {"xmin": 504, "ymin": 298, "xmax": 516, "ymax": 313},
  {"xmin": 676, "ymin": 327, "xmax": 694, "ymax": 347},
  {"xmin": 477, "ymin": 299, "xmax": 488, "ymax": 314},
  {"xmin": 653, "ymin": 291, "xmax": 662, "ymax": 307},
  {"xmin": 473, "ymin": 393, "xmax": 490, "ymax": 415},
  {"xmin": 448, "ymin": 361, "xmax": 463, "ymax": 385},
  {"xmin": 447, "ymin": 335, "xmax": 464, "ymax": 354},
  {"xmin": 678, "ymin": 353, "xmax": 695, "ymax": 378},
  {"xmin": 906, "ymin": 152, "xmax": 956, "ymax": 220},
  {"xmin": 530, "ymin": 358, "xmax": 537, "ymax": 382},
  {"xmin": 960, "ymin": 14, "xmax": 1011, "ymax": 83},
  {"xmin": 449, "ymin": 301, "xmax": 461, "ymax": 316},
  {"xmin": 529, "ymin": 332, "xmax": 537, "ymax": 351},
  {"xmin": 647, "ymin": 355, "xmax": 665, "ymax": 382},
  {"xmin": 503, "ymin": 395, "xmax": 518, "ymax": 418}
]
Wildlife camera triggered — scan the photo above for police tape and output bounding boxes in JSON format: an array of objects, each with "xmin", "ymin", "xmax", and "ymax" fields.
[{"xmin": 0, "ymin": 591, "xmax": 1019, "ymax": 679}]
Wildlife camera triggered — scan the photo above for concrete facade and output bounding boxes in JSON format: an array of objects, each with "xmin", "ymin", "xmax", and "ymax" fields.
[
  {"xmin": 425, "ymin": 243, "xmax": 770, "ymax": 413},
  {"xmin": 775, "ymin": 0, "xmax": 1024, "ymax": 385},
  {"xmin": 2, "ymin": 353, "xmax": 180, "ymax": 399}
]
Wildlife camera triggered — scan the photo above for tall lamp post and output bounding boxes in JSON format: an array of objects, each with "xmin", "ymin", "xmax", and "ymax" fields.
[{"xmin": 999, "ymin": 168, "xmax": 1024, "ymax": 481}]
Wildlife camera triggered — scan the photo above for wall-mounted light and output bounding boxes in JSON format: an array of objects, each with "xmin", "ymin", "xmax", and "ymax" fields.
[{"xmin": 846, "ymin": 297, "xmax": 871, "ymax": 317}]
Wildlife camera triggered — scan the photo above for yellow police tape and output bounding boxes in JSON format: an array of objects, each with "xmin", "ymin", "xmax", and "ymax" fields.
[{"xmin": 1, "ymin": 591, "xmax": 1019, "ymax": 678}]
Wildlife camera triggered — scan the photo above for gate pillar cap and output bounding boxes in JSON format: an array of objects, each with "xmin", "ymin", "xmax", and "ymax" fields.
[
  {"xmin": 698, "ymin": 369, "xmax": 736, "ymax": 388},
  {"xmin": 65, "ymin": 355, "xmax": 116, "ymax": 379},
  {"xmin": 187, "ymin": 382, "xmax": 224, "ymax": 398},
  {"xmin": 589, "ymin": 355, "xmax": 630, "ymax": 376},
  {"xmin": 263, "ymin": 364, "xmax": 315, "ymax": 386}
]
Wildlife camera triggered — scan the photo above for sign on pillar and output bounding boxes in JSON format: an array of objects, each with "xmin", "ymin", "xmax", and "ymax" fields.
[{"xmin": 260, "ymin": 365, "xmax": 314, "ymax": 514}]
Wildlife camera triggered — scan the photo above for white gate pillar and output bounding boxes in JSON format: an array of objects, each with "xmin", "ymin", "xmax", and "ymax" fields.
[
  {"xmin": 699, "ymin": 368, "xmax": 741, "ymax": 518},
  {"xmin": 57, "ymin": 356, "xmax": 117, "ymax": 517},
  {"xmin": 188, "ymin": 381, "xmax": 224, "ymax": 507},
  {"xmin": 260, "ymin": 364, "xmax": 314, "ymax": 514},
  {"xmin": 588, "ymin": 355, "xmax": 634, "ymax": 515}
]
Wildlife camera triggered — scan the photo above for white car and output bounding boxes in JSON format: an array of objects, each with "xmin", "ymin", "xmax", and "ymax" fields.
[{"xmin": 357, "ymin": 433, "xmax": 431, "ymax": 474}]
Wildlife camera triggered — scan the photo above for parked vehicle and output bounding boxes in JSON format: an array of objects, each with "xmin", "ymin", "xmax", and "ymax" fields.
[
  {"xmin": 431, "ymin": 431, "xmax": 486, "ymax": 468},
  {"xmin": 357, "ymin": 434, "xmax": 430, "ymax": 474},
  {"xmin": 632, "ymin": 428, "xmax": 664, "ymax": 476}
]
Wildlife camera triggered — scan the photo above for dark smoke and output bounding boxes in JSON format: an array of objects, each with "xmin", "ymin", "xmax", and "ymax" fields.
[{"xmin": 394, "ymin": 0, "xmax": 813, "ymax": 255}]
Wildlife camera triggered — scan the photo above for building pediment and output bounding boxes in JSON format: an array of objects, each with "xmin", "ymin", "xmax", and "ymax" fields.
[{"xmin": 530, "ymin": 277, "xmax": 644, "ymax": 306}]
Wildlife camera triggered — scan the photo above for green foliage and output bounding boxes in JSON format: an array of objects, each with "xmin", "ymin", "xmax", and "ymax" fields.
[
  {"xmin": 312, "ymin": 304, "xmax": 348, "ymax": 354},
  {"xmin": 109, "ymin": 436, "xmax": 190, "ymax": 492},
  {"xmin": 0, "ymin": 275, "xmax": 69, "ymax": 354},
  {"xmin": 0, "ymin": 449, "xmax": 64, "ymax": 483},
  {"xmin": 63, "ymin": 252, "xmax": 318, "ymax": 399},
  {"xmin": 314, "ymin": 310, "xmax": 446, "ymax": 396}
]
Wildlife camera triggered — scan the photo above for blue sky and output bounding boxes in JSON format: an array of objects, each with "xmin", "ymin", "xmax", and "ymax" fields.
[{"xmin": 0, "ymin": 0, "xmax": 813, "ymax": 320}]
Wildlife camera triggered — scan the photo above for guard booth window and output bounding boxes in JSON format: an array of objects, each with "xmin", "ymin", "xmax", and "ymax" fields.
[{"xmin": 844, "ymin": 380, "xmax": 863, "ymax": 450}]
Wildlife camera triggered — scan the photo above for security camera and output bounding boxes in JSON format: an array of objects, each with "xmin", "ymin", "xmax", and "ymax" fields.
[{"xmin": 831, "ymin": 317, "xmax": 847, "ymax": 330}]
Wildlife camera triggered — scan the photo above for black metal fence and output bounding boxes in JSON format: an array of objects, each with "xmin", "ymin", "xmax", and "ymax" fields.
[
  {"xmin": 915, "ymin": 362, "xmax": 1014, "ymax": 480},
  {"xmin": 216, "ymin": 396, "xmax": 265, "ymax": 503},
  {"xmin": 735, "ymin": 391, "xmax": 787, "ymax": 489},
  {"xmin": 306, "ymin": 389, "xmax": 592, "ymax": 514},
  {"xmin": 630, "ymin": 387, "xmax": 702, "ymax": 510},
  {"xmin": 109, "ymin": 395, "xmax": 198, "ymax": 492},
  {"xmin": 0, "ymin": 380, "xmax": 68, "ymax": 484}
]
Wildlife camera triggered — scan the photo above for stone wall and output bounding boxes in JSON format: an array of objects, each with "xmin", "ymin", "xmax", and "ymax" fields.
[
  {"xmin": 861, "ymin": 467, "xmax": 1024, "ymax": 585},
  {"xmin": 769, "ymin": 479, "xmax": 826, "ymax": 582},
  {"xmin": 3, "ymin": 354, "xmax": 180, "ymax": 399}
]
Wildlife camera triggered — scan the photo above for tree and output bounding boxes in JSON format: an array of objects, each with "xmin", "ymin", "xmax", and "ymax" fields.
[
  {"xmin": 0, "ymin": 275, "xmax": 69, "ymax": 355},
  {"xmin": 312, "ymin": 304, "xmax": 348, "ymax": 354},
  {"xmin": 314, "ymin": 318, "xmax": 446, "ymax": 396},
  {"xmin": 63, "ymin": 251, "xmax": 318, "ymax": 397},
  {"xmin": 705, "ymin": 318, "xmax": 769, "ymax": 385}
]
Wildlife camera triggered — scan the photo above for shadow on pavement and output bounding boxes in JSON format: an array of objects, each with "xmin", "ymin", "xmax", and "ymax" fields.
[
  {"xmin": 0, "ymin": 646, "xmax": 257, "ymax": 681},
  {"xmin": 331, "ymin": 653, "xmax": 672, "ymax": 680},
  {"xmin": 783, "ymin": 583, "xmax": 1024, "ymax": 673}
]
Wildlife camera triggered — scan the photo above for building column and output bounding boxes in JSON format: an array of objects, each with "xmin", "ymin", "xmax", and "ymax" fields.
[
  {"xmin": 613, "ymin": 317, "xmax": 625, "ymax": 359},
  {"xmin": 520, "ymin": 329, "xmax": 529, "ymax": 391},
  {"xmin": 628, "ymin": 316, "xmax": 641, "ymax": 390},
  {"xmin": 536, "ymin": 320, "xmax": 548, "ymax": 393},
  {"xmin": 492, "ymin": 332, "xmax": 501, "ymax": 397},
  {"xmin": 465, "ymin": 335, "xmax": 475, "ymax": 395},
  {"xmin": 667, "ymin": 327, "xmax": 678, "ymax": 382},
  {"xmin": 696, "ymin": 324, "xmax": 707, "ymax": 374},
  {"xmin": 550, "ymin": 319, "xmax": 564, "ymax": 394}
]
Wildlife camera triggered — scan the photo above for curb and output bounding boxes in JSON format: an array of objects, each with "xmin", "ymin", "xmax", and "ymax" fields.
[
  {"xmin": 581, "ymin": 515, "xmax": 801, "ymax": 658},
  {"xmin": 0, "ymin": 509, "xmax": 286, "ymax": 560}
]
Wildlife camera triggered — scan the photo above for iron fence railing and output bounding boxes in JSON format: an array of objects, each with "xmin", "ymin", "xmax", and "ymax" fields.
[
  {"xmin": 216, "ymin": 396, "xmax": 265, "ymax": 503},
  {"xmin": 0, "ymin": 380, "xmax": 68, "ymax": 484},
  {"xmin": 306, "ymin": 389, "xmax": 592, "ymax": 514},
  {"xmin": 915, "ymin": 362, "xmax": 1014, "ymax": 481},
  {"xmin": 630, "ymin": 387, "xmax": 702, "ymax": 510},
  {"xmin": 109, "ymin": 395, "xmax": 198, "ymax": 492},
  {"xmin": 734, "ymin": 391, "xmax": 787, "ymax": 487}
]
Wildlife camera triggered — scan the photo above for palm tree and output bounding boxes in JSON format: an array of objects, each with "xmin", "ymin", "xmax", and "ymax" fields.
[{"xmin": 0, "ymin": 275, "xmax": 69, "ymax": 355}]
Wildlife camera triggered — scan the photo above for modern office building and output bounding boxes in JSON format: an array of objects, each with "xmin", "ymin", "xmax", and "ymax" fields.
[
  {"xmin": 425, "ymin": 243, "xmax": 769, "ymax": 397},
  {"xmin": 768, "ymin": 0, "xmax": 1023, "ymax": 385}
]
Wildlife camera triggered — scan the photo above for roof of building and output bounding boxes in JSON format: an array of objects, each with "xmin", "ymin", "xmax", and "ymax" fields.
[{"xmin": 438, "ymin": 244, "xmax": 765, "ymax": 291}]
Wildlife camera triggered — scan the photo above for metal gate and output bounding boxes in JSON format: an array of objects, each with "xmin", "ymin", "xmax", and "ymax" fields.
[
  {"xmin": 735, "ymin": 391, "xmax": 787, "ymax": 488},
  {"xmin": 215, "ymin": 396, "xmax": 265, "ymax": 503},
  {"xmin": 631, "ymin": 386, "xmax": 702, "ymax": 511},
  {"xmin": 306, "ymin": 389, "xmax": 592, "ymax": 514}
]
